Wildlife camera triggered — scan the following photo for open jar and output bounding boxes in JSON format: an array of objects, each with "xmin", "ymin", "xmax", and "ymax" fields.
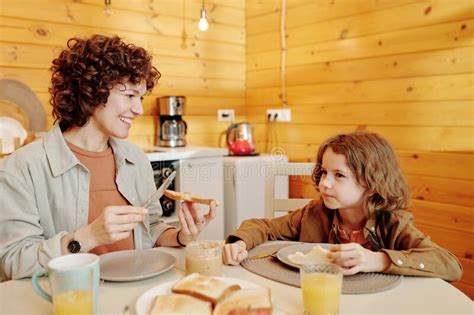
[{"xmin": 185, "ymin": 240, "xmax": 223, "ymax": 277}]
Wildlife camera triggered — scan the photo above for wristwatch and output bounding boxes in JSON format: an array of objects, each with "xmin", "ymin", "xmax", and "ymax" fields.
[{"xmin": 67, "ymin": 237, "xmax": 82, "ymax": 254}]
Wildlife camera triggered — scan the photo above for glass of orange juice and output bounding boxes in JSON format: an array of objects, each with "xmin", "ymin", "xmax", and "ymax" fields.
[
  {"xmin": 300, "ymin": 264, "xmax": 343, "ymax": 315},
  {"xmin": 32, "ymin": 253, "xmax": 100, "ymax": 315}
]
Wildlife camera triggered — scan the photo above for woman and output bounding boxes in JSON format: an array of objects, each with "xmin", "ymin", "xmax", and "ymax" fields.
[{"xmin": 0, "ymin": 34, "xmax": 215, "ymax": 280}]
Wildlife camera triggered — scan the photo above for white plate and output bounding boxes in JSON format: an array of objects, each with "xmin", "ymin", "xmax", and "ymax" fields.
[
  {"xmin": 99, "ymin": 249, "xmax": 175, "ymax": 282},
  {"xmin": 277, "ymin": 243, "xmax": 331, "ymax": 268},
  {"xmin": 0, "ymin": 117, "xmax": 27, "ymax": 154},
  {"xmin": 135, "ymin": 277, "xmax": 261, "ymax": 315}
]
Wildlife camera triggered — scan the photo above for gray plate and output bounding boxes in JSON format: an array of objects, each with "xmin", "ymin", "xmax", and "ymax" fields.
[
  {"xmin": 277, "ymin": 243, "xmax": 331, "ymax": 268},
  {"xmin": 99, "ymin": 249, "xmax": 175, "ymax": 282}
]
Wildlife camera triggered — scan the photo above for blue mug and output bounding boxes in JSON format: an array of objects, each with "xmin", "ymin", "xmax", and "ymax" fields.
[{"xmin": 32, "ymin": 253, "xmax": 100, "ymax": 315}]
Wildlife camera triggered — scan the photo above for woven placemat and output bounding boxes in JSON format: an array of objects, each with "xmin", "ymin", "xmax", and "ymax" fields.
[{"xmin": 241, "ymin": 244, "xmax": 402, "ymax": 294}]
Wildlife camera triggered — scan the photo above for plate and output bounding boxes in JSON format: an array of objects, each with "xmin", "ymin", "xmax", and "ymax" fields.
[
  {"xmin": 135, "ymin": 277, "xmax": 261, "ymax": 315},
  {"xmin": 0, "ymin": 117, "xmax": 27, "ymax": 154},
  {"xmin": 276, "ymin": 243, "xmax": 331, "ymax": 268},
  {"xmin": 99, "ymin": 249, "xmax": 175, "ymax": 282},
  {"xmin": 0, "ymin": 79, "xmax": 46, "ymax": 132}
]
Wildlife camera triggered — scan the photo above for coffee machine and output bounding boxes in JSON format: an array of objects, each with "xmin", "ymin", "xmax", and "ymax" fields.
[{"xmin": 156, "ymin": 96, "xmax": 187, "ymax": 147}]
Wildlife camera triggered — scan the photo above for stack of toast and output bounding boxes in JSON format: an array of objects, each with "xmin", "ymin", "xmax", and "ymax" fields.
[{"xmin": 149, "ymin": 273, "xmax": 272, "ymax": 315}]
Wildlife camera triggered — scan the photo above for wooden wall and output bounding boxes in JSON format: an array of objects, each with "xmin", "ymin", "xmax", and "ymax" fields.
[
  {"xmin": 246, "ymin": 0, "xmax": 474, "ymax": 298},
  {"xmin": 0, "ymin": 0, "xmax": 246, "ymax": 148}
]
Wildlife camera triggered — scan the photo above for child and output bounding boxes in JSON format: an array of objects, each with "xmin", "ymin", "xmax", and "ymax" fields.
[{"xmin": 223, "ymin": 132, "xmax": 462, "ymax": 281}]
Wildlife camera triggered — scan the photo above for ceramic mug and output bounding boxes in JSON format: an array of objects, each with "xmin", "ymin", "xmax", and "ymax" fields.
[{"xmin": 32, "ymin": 253, "xmax": 100, "ymax": 315}]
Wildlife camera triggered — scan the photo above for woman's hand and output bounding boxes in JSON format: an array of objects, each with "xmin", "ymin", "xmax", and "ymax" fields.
[
  {"xmin": 327, "ymin": 243, "xmax": 391, "ymax": 275},
  {"xmin": 75, "ymin": 205, "xmax": 148, "ymax": 251},
  {"xmin": 223, "ymin": 240, "xmax": 248, "ymax": 265},
  {"xmin": 177, "ymin": 201, "xmax": 217, "ymax": 245}
]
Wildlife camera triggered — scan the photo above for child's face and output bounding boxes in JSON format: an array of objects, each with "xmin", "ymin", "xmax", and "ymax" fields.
[{"xmin": 319, "ymin": 147, "xmax": 366, "ymax": 212}]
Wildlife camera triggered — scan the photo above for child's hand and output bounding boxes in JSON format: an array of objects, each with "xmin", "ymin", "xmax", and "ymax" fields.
[
  {"xmin": 327, "ymin": 243, "xmax": 391, "ymax": 275},
  {"xmin": 223, "ymin": 240, "xmax": 248, "ymax": 265}
]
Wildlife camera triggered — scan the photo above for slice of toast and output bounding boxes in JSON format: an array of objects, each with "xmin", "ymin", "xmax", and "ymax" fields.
[
  {"xmin": 287, "ymin": 245, "xmax": 330, "ymax": 265},
  {"xmin": 213, "ymin": 288, "xmax": 272, "ymax": 315},
  {"xmin": 164, "ymin": 190, "xmax": 219, "ymax": 206},
  {"xmin": 171, "ymin": 273, "xmax": 241, "ymax": 305},
  {"xmin": 149, "ymin": 293, "xmax": 212, "ymax": 315}
]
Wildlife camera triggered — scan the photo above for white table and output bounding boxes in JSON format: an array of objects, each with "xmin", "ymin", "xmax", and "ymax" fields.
[{"xmin": 1, "ymin": 243, "xmax": 472, "ymax": 315}]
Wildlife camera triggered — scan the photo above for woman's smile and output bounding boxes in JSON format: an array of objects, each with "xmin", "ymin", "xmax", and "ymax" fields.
[{"xmin": 119, "ymin": 115, "xmax": 133, "ymax": 126}]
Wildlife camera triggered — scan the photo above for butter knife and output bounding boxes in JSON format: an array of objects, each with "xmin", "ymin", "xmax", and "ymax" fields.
[
  {"xmin": 134, "ymin": 170, "xmax": 176, "ymax": 250},
  {"xmin": 247, "ymin": 249, "xmax": 279, "ymax": 260},
  {"xmin": 142, "ymin": 170, "xmax": 176, "ymax": 210}
]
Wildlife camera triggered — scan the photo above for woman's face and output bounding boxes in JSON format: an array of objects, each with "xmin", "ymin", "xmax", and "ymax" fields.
[
  {"xmin": 318, "ymin": 147, "xmax": 366, "ymax": 212},
  {"xmin": 90, "ymin": 81, "xmax": 146, "ymax": 139}
]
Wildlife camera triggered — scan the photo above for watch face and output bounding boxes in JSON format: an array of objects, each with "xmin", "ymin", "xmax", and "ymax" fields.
[{"xmin": 67, "ymin": 240, "xmax": 81, "ymax": 253}]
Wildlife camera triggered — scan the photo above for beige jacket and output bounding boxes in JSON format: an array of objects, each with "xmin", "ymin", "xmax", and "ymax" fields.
[
  {"xmin": 227, "ymin": 200, "xmax": 463, "ymax": 282},
  {"xmin": 0, "ymin": 124, "xmax": 172, "ymax": 280}
]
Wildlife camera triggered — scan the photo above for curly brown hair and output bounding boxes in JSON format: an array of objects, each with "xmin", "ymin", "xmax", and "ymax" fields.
[
  {"xmin": 312, "ymin": 132, "xmax": 410, "ymax": 218},
  {"xmin": 49, "ymin": 34, "xmax": 161, "ymax": 131}
]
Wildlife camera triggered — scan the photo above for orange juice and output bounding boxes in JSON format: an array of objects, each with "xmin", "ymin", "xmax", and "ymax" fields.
[
  {"xmin": 53, "ymin": 290, "xmax": 93, "ymax": 315},
  {"xmin": 301, "ymin": 273, "xmax": 342, "ymax": 315}
]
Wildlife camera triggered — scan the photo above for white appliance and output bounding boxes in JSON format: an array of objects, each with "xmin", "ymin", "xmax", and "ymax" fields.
[
  {"xmin": 147, "ymin": 146, "xmax": 227, "ymax": 240},
  {"xmin": 223, "ymin": 155, "xmax": 289, "ymax": 236}
]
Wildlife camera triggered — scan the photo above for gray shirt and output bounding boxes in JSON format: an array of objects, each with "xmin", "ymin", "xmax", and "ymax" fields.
[{"xmin": 0, "ymin": 124, "xmax": 172, "ymax": 280}]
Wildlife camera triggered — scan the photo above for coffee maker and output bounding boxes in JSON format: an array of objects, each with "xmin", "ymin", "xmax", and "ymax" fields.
[{"xmin": 156, "ymin": 96, "xmax": 187, "ymax": 147}]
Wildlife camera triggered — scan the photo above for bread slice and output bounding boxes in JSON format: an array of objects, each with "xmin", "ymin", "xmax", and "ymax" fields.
[
  {"xmin": 164, "ymin": 190, "xmax": 219, "ymax": 206},
  {"xmin": 287, "ymin": 245, "xmax": 330, "ymax": 265},
  {"xmin": 213, "ymin": 287, "xmax": 272, "ymax": 315},
  {"xmin": 171, "ymin": 273, "xmax": 241, "ymax": 305},
  {"xmin": 149, "ymin": 294, "xmax": 212, "ymax": 315}
]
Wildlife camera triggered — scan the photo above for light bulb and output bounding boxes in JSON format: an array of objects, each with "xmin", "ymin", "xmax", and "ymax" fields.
[{"xmin": 198, "ymin": 7, "xmax": 208, "ymax": 32}]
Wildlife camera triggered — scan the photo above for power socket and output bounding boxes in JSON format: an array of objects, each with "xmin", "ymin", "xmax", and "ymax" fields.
[
  {"xmin": 266, "ymin": 108, "xmax": 291, "ymax": 122},
  {"xmin": 217, "ymin": 109, "xmax": 235, "ymax": 122}
]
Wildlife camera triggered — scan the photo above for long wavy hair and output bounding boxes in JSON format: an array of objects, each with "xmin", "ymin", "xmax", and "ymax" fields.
[
  {"xmin": 312, "ymin": 132, "xmax": 411, "ymax": 219},
  {"xmin": 49, "ymin": 34, "xmax": 161, "ymax": 131}
]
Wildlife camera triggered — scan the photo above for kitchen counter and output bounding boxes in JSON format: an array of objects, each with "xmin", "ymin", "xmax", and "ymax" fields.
[{"xmin": 145, "ymin": 146, "xmax": 228, "ymax": 161}]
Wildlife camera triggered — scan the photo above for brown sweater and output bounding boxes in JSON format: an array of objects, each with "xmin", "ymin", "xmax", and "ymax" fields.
[{"xmin": 227, "ymin": 200, "xmax": 463, "ymax": 282}]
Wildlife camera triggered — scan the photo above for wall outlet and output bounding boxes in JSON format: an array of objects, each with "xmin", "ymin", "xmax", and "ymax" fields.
[
  {"xmin": 217, "ymin": 109, "xmax": 235, "ymax": 122},
  {"xmin": 266, "ymin": 108, "xmax": 291, "ymax": 122}
]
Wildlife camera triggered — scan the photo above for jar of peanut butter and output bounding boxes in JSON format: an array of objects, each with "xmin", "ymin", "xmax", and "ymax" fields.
[{"xmin": 185, "ymin": 240, "xmax": 223, "ymax": 276}]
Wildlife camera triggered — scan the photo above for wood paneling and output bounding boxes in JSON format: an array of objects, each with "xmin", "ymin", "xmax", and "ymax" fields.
[
  {"xmin": 0, "ymin": 16, "xmax": 245, "ymax": 62},
  {"xmin": 251, "ymin": 124, "xmax": 473, "ymax": 151},
  {"xmin": 247, "ymin": 47, "xmax": 473, "ymax": 88},
  {"xmin": 1, "ymin": 0, "xmax": 245, "ymax": 150},
  {"xmin": 247, "ymin": 0, "xmax": 474, "ymax": 299},
  {"xmin": 247, "ymin": 0, "xmax": 418, "ymax": 30},
  {"xmin": 0, "ymin": 1, "xmax": 245, "ymax": 44},
  {"xmin": 247, "ymin": 19, "xmax": 473, "ymax": 70},
  {"xmin": 248, "ymin": 0, "xmax": 473, "ymax": 52},
  {"xmin": 246, "ymin": 101, "xmax": 474, "ymax": 126},
  {"xmin": 247, "ymin": 74, "xmax": 473, "ymax": 106}
]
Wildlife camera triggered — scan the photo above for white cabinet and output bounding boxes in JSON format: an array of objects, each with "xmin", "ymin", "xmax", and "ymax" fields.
[
  {"xmin": 223, "ymin": 155, "xmax": 288, "ymax": 236},
  {"xmin": 177, "ymin": 156, "xmax": 224, "ymax": 240}
]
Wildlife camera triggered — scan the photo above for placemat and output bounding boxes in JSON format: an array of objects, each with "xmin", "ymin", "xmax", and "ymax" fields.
[{"xmin": 241, "ymin": 244, "xmax": 402, "ymax": 294}]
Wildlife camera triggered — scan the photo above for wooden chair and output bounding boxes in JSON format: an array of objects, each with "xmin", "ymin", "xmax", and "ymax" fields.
[{"xmin": 264, "ymin": 162, "xmax": 314, "ymax": 218}]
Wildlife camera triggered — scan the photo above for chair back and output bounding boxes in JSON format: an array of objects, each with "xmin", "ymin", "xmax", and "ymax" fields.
[{"xmin": 264, "ymin": 162, "xmax": 314, "ymax": 218}]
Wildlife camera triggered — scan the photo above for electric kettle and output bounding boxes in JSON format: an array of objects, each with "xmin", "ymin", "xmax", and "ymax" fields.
[{"xmin": 226, "ymin": 122, "xmax": 256, "ymax": 156}]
